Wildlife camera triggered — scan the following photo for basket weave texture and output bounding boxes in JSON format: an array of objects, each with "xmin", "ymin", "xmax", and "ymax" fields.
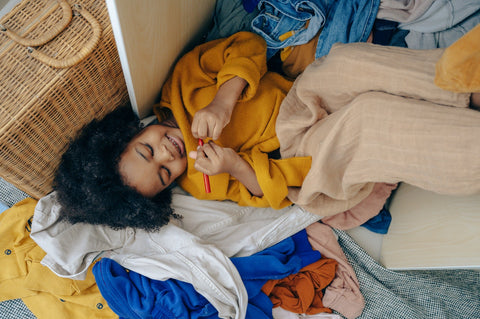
[{"xmin": 0, "ymin": 0, "xmax": 129, "ymax": 198}]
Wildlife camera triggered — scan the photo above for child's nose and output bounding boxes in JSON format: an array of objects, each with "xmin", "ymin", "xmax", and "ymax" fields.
[{"xmin": 157, "ymin": 145, "xmax": 174, "ymax": 162}]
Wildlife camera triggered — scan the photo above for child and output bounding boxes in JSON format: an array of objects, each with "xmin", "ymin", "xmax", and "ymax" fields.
[
  {"xmin": 54, "ymin": 31, "xmax": 480, "ymax": 231},
  {"xmin": 55, "ymin": 32, "xmax": 311, "ymax": 231}
]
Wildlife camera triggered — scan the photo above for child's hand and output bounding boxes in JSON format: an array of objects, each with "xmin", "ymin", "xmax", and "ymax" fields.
[
  {"xmin": 189, "ymin": 141, "xmax": 239, "ymax": 176},
  {"xmin": 189, "ymin": 141, "xmax": 264, "ymax": 196},
  {"xmin": 191, "ymin": 99, "xmax": 233, "ymax": 141},
  {"xmin": 191, "ymin": 76, "xmax": 248, "ymax": 140}
]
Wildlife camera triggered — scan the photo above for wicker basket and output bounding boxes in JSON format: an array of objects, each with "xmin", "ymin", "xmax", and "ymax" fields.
[{"xmin": 0, "ymin": 0, "xmax": 129, "ymax": 198}]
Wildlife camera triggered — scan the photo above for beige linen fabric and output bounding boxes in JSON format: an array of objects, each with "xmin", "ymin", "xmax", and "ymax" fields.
[
  {"xmin": 277, "ymin": 42, "xmax": 479, "ymax": 216},
  {"xmin": 306, "ymin": 222, "xmax": 365, "ymax": 319}
]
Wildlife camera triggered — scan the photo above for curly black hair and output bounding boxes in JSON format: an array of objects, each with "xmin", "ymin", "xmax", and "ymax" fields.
[{"xmin": 53, "ymin": 104, "xmax": 180, "ymax": 231}]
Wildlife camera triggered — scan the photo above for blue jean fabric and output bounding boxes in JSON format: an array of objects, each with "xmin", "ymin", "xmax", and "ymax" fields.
[
  {"xmin": 250, "ymin": 0, "xmax": 380, "ymax": 59},
  {"xmin": 93, "ymin": 230, "xmax": 321, "ymax": 319},
  {"xmin": 251, "ymin": 0, "xmax": 329, "ymax": 59},
  {"xmin": 314, "ymin": 0, "xmax": 380, "ymax": 58}
]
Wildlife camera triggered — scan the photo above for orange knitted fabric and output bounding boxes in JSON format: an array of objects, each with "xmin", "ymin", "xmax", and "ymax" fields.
[{"xmin": 262, "ymin": 258, "xmax": 337, "ymax": 315}]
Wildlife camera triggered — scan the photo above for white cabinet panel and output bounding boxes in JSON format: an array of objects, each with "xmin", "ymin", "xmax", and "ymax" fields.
[{"xmin": 106, "ymin": 0, "xmax": 216, "ymax": 118}]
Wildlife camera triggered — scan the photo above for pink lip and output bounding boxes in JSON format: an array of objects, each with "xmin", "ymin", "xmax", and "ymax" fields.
[{"xmin": 167, "ymin": 135, "xmax": 185, "ymax": 156}]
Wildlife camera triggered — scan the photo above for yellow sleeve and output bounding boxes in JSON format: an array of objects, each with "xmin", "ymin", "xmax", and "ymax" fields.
[
  {"xmin": 228, "ymin": 148, "xmax": 312, "ymax": 209},
  {"xmin": 179, "ymin": 147, "xmax": 311, "ymax": 209},
  {"xmin": 214, "ymin": 32, "xmax": 268, "ymax": 101},
  {"xmin": 154, "ymin": 31, "xmax": 268, "ymax": 127}
]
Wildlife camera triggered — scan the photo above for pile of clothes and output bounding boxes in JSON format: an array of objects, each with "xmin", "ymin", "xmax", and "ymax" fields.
[{"xmin": 1, "ymin": 192, "xmax": 366, "ymax": 318}]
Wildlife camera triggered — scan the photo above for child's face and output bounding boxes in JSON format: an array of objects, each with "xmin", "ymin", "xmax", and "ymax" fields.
[{"xmin": 118, "ymin": 124, "xmax": 187, "ymax": 197}]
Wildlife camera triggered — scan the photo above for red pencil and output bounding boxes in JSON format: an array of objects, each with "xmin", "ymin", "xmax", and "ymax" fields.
[{"xmin": 198, "ymin": 139, "xmax": 211, "ymax": 193}]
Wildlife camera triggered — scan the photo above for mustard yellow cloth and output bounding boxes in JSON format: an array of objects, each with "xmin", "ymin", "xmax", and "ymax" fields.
[
  {"xmin": 0, "ymin": 199, "xmax": 117, "ymax": 319},
  {"xmin": 155, "ymin": 32, "xmax": 311, "ymax": 209},
  {"xmin": 435, "ymin": 23, "xmax": 480, "ymax": 93}
]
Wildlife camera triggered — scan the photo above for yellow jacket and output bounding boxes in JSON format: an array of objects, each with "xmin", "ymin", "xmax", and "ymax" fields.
[
  {"xmin": 0, "ymin": 199, "xmax": 117, "ymax": 319},
  {"xmin": 154, "ymin": 32, "xmax": 311, "ymax": 209}
]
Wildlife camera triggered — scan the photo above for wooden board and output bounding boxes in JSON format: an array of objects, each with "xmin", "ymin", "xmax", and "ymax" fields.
[
  {"xmin": 106, "ymin": 0, "xmax": 216, "ymax": 118},
  {"xmin": 381, "ymin": 183, "xmax": 480, "ymax": 270}
]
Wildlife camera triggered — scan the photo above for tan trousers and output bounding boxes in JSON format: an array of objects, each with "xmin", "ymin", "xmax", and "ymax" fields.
[{"xmin": 277, "ymin": 43, "xmax": 480, "ymax": 216}]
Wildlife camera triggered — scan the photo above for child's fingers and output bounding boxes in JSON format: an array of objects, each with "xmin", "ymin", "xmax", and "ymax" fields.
[
  {"xmin": 191, "ymin": 116, "xmax": 200, "ymax": 138},
  {"xmin": 211, "ymin": 123, "xmax": 222, "ymax": 140},
  {"xmin": 192, "ymin": 148, "xmax": 209, "ymax": 173},
  {"xmin": 198, "ymin": 123, "xmax": 209, "ymax": 140},
  {"xmin": 195, "ymin": 146, "xmax": 208, "ymax": 160},
  {"xmin": 203, "ymin": 141, "xmax": 222, "ymax": 158},
  {"xmin": 192, "ymin": 122, "xmax": 207, "ymax": 139},
  {"xmin": 192, "ymin": 110, "xmax": 225, "ymax": 140},
  {"xmin": 193, "ymin": 161, "xmax": 209, "ymax": 175},
  {"xmin": 191, "ymin": 115, "xmax": 208, "ymax": 139},
  {"xmin": 194, "ymin": 149, "xmax": 217, "ymax": 175}
]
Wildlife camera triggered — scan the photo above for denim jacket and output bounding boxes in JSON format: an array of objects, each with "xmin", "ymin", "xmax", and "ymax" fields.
[{"xmin": 251, "ymin": 0, "xmax": 380, "ymax": 59}]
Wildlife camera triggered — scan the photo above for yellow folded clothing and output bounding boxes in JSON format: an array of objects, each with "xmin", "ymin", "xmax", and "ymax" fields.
[
  {"xmin": 0, "ymin": 198, "xmax": 117, "ymax": 319},
  {"xmin": 435, "ymin": 24, "xmax": 480, "ymax": 93}
]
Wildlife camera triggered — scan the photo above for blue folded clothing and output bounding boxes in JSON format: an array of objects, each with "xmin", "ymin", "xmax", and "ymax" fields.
[
  {"xmin": 361, "ymin": 206, "xmax": 392, "ymax": 234},
  {"xmin": 93, "ymin": 229, "xmax": 321, "ymax": 318}
]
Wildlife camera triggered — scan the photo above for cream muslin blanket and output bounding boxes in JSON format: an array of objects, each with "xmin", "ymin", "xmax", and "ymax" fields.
[{"xmin": 276, "ymin": 42, "xmax": 480, "ymax": 216}]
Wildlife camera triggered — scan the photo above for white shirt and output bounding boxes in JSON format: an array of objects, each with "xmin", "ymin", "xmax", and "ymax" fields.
[{"xmin": 31, "ymin": 189, "xmax": 320, "ymax": 319}]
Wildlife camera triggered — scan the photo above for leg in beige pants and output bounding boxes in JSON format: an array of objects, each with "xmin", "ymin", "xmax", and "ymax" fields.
[{"xmin": 277, "ymin": 43, "xmax": 480, "ymax": 216}]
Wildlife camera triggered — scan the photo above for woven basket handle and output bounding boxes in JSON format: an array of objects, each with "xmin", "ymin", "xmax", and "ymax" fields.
[
  {"xmin": 28, "ymin": 4, "xmax": 102, "ymax": 68},
  {"xmin": 1, "ymin": 2, "xmax": 102, "ymax": 68},
  {"xmin": 0, "ymin": 0, "xmax": 73, "ymax": 47}
]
